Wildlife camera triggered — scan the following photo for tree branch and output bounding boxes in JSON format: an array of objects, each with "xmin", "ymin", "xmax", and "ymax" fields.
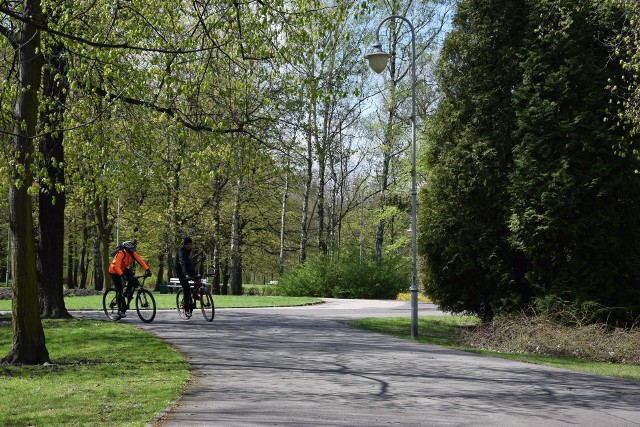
[{"xmin": 0, "ymin": 5, "xmax": 219, "ymax": 55}]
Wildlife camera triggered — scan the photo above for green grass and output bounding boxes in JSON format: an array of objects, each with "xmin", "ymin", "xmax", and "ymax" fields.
[
  {"xmin": 0, "ymin": 319, "xmax": 189, "ymax": 426},
  {"xmin": 0, "ymin": 294, "xmax": 321, "ymax": 311},
  {"xmin": 349, "ymin": 316, "xmax": 640, "ymax": 382}
]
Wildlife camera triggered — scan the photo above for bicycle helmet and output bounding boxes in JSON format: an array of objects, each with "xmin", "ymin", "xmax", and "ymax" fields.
[{"xmin": 122, "ymin": 241, "xmax": 135, "ymax": 253}]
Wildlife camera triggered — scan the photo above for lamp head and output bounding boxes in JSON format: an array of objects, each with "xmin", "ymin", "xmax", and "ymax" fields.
[{"xmin": 364, "ymin": 42, "xmax": 390, "ymax": 74}]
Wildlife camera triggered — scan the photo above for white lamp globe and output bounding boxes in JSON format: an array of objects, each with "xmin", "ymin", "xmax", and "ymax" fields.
[{"xmin": 365, "ymin": 43, "xmax": 390, "ymax": 74}]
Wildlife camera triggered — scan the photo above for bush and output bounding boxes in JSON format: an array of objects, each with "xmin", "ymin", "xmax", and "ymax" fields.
[
  {"xmin": 274, "ymin": 251, "xmax": 409, "ymax": 299},
  {"xmin": 458, "ymin": 313, "xmax": 640, "ymax": 364},
  {"xmin": 532, "ymin": 294, "xmax": 637, "ymax": 328}
]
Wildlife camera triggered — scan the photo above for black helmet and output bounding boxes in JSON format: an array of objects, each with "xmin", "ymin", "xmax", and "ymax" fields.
[{"xmin": 122, "ymin": 241, "xmax": 135, "ymax": 252}]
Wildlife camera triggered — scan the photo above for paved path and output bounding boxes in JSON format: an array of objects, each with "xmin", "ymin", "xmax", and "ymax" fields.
[{"xmin": 86, "ymin": 300, "xmax": 640, "ymax": 426}]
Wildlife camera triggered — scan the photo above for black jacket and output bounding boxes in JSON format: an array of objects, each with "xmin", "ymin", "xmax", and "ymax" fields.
[{"xmin": 174, "ymin": 246, "xmax": 196, "ymax": 279}]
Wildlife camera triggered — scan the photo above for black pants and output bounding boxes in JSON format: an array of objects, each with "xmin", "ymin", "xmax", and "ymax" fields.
[
  {"xmin": 110, "ymin": 269, "xmax": 134, "ymax": 310},
  {"xmin": 179, "ymin": 277, "xmax": 192, "ymax": 310}
]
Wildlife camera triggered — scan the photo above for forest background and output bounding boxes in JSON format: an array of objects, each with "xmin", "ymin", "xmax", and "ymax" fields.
[{"xmin": 0, "ymin": 0, "xmax": 639, "ymax": 363}]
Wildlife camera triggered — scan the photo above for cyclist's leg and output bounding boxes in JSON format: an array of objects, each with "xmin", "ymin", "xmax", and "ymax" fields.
[
  {"xmin": 110, "ymin": 273, "xmax": 126, "ymax": 313},
  {"xmin": 180, "ymin": 278, "xmax": 192, "ymax": 311},
  {"xmin": 123, "ymin": 269, "xmax": 135, "ymax": 299}
]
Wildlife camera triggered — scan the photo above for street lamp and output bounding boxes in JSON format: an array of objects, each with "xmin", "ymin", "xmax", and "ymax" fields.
[{"xmin": 365, "ymin": 15, "xmax": 419, "ymax": 339}]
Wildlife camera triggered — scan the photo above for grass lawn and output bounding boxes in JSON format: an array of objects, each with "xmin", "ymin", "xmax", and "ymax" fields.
[
  {"xmin": 0, "ymin": 294, "xmax": 321, "ymax": 311},
  {"xmin": 0, "ymin": 318, "xmax": 189, "ymax": 426},
  {"xmin": 0, "ymin": 293, "xmax": 319, "ymax": 425},
  {"xmin": 349, "ymin": 316, "xmax": 640, "ymax": 382}
]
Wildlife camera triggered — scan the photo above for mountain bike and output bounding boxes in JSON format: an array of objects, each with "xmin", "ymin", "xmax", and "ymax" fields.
[
  {"xmin": 103, "ymin": 274, "xmax": 156, "ymax": 323},
  {"xmin": 176, "ymin": 276, "xmax": 215, "ymax": 322}
]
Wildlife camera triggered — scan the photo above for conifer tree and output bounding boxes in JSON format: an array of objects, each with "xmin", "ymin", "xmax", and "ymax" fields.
[
  {"xmin": 420, "ymin": 0, "xmax": 528, "ymax": 320},
  {"xmin": 509, "ymin": 0, "xmax": 640, "ymax": 321}
]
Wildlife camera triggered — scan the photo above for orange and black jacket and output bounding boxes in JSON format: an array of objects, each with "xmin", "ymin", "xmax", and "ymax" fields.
[{"xmin": 108, "ymin": 249, "xmax": 150, "ymax": 276}]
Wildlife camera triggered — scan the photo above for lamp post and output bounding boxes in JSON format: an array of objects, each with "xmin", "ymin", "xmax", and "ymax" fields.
[{"xmin": 365, "ymin": 15, "xmax": 418, "ymax": 339}]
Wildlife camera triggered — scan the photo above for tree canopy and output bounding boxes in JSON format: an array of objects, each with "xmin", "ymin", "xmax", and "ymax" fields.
[{"xmin": 421, "ymin": 0, "xmax": 640, "ymax": 325}]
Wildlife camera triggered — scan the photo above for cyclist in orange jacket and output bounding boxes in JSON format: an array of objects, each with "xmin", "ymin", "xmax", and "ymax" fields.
[{"xmin": 109, "ymin": 240, "xmax": 151, "ymax": 316}]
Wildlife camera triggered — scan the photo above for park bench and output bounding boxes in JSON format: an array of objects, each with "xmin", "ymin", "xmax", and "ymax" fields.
[{"xmin": 167, "ymin": 277, "xmax": 209, "ymax": 293}]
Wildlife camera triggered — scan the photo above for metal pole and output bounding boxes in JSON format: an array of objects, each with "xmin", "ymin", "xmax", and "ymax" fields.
[
  {"xmin": 116, "ymin": 182, "xmax": 120, "ymax": 245},
  {"xmin": 360, "ymin": 186, "xmax": 364, "ymax": 272},
  {"xmin": 374, "ymin": 15, "xmax": 419, "ymax": 339}
]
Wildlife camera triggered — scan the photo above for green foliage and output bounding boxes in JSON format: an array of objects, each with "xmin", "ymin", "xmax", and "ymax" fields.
[
  {"xmin": 532, "ymin": 295, "xmax": 610, "ymax": 326},
  {"xmin": 420, "ymin": 0, "xmax": 529, "ymax": 321},
  {"xmin": 508, "ymin": 0, "xmax": 640, "ymax": 322},
  {"xmin": 531, "ymin": 294, "xmax": 640, "ymax": 328},
  {"xmin": 274, "ymin": 251, "xmax": 408, "ymax": 299},
  {"xmin": 606, "ymin": 0, "xmax": 640, "ymax": 145},
  {"xmin": 420, "ymin": 0, "xmax": 640, "ymax": 325}
]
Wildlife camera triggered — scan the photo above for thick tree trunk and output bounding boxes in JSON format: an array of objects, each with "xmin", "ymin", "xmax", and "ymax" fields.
[
  {"xmin": 37, "ymin": 40, "xmax": 70, "ymax": 319},
  {"xmin": 3, "ymin": 0, "xmax": 50, "ymax": 364}
]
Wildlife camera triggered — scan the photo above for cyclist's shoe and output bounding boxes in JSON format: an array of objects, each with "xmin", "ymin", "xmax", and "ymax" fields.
[{"xmin": 118, "ymin": 310, "xmax": 127, "ymax": 318}]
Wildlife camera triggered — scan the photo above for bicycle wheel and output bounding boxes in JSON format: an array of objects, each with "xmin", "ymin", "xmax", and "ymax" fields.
[
  {"xmin": 102, "ymin": 288, "xmax": 121, "ymax": 321},
  {"xmin": 176, "ymin": 288, "xmax": 191, "ymax": 319},
  {"xmin": 199, "ymin": 290, "xmax": 215, "ymax": 322},
  {"xmin": 135, "ymin": 288, "xmax": 156, "ymax": 323}
]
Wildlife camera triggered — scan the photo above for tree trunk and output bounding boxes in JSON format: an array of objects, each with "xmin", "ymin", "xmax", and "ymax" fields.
[
  {"xmin": 221, "ymin": 258, "xmax": 230, "ymax": 295},
  {"xmin": 164, "ymin": 138, "xmax": 179, "ymax": 282},
  {"xmin": 299, "ymin": 126, "xmax": 312, "ymax": 263},
  {"xmin": 67, "ymin": 239, "xmax": 74, "ymax": 289},
  {"xmin": 37, "ymin": 39, "xmax": 70, "ymax": 319},
  {"xmin": 316, "ymin": 104, "xmax": 328, "ymax": 255},
  {"xmin": 211, "ymin": 174, "xmax": 225, "ymax": 295},
  {"xmin": 279, "ymin": 168, "xmax": 289, "ymax": 276},
  {"xmin": 317, "ymin": 147, "xmax": 327, "ymax": 254},
  {"xmin": 88, "ymin": 201, "xmax": 103, "ymax": 290},
  {"xmin": 155, "ymin": 253, "xmax": 164, "ymax": 290},
  {"xmin": 93, "ymin": 196, "xmax": 112, "ymax": 291},
  {"xmin": 3, "ymin": 0, "xmax": 50, "ymax": 364},
  {"xmin": 230, "ymin": 173, "xmax": 243, "ymax": 295},
  {"xmin": 79, "ymin": 217, "xmax": 89, "ymax": 289}
]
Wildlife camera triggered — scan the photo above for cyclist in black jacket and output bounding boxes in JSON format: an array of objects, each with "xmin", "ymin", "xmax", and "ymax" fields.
[{"xmin": 175, "ymin": 237, "xmax": 197, "ymax": 314}]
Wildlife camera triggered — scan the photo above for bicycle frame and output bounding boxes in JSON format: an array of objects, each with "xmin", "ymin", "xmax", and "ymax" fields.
[
  {"xmin": 176, "ymin": 276, "xmax": 215, "ymax": 322},
  {"xmin": 103, "ymin": 273, "xmax": 156, "ymax": 323}
]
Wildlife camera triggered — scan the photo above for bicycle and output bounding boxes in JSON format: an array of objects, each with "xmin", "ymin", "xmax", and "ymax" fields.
[
  {"xmin": 175, "ymin": 276, "xmax": 215, "ymax": 322},
  {"xmin": 103, "ymin": 274, "xmax": 157, "ymax": 323}
]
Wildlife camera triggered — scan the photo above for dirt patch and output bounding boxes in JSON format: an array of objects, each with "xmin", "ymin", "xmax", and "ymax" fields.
[{"xmin": 458, "ymin": 314, "xmax": 640, "ymax": 365}]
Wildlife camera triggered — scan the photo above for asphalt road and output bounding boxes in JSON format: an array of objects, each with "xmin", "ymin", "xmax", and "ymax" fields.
[{"xmin": 83, "ymin": 299, "xmax": 640, "ymax": 426}]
